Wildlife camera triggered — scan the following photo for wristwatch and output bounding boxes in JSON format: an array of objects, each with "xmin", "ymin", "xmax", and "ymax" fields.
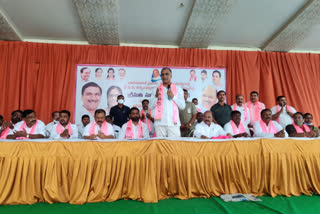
[{"xmin": 26, "ymin": 134, "xmax": 30, "ymax": 138}]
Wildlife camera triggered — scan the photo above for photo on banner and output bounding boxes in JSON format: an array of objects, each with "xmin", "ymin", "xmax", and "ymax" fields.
[{"xmin": 75, "ymin": 65, "xmax": 226, "ymax": 125}]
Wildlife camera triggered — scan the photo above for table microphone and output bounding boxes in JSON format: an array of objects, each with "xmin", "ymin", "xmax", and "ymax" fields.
[{"xmin": 167, "ymin": 84, "xmax": 171, "ymax": 100}]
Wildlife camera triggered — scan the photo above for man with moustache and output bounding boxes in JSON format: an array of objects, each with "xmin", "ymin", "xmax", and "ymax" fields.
[
  {"xmin": 245, "ymin": 91, "xmax": 265, "ymax": 127},
  {"xmin": 80, "ymin": 82, "xmax": 102, "ymax": 120},
  {"xmin": 149, "ymin": 67, "xmax": 185, "ymax": 137},
  {"xmin": 231, "ymin": 94, "xmax": 250, "ymax": 126},
  {"xmin": 210, "ymin": 90, "xmax": 232, "ymax": 127},
  {"xmin": 119, "ymin": 107, "xmax": 149, "ymax": 140},
  {"xmin": 224, "ymin": 111, "xmax": 250, "ymax": 138},
  {"xmin": 179, "ymin": 89, "xmax": 197, "ymax": 137},
  {"xmin": 194, "ymin": 111, "xmax": 232, "ymax": 139},
  {"xmin": 46, "ymin": 111, "xmax": 60, "ymax": 136},
  {"xmin": 140, "ymin": 99, "xmax": 155, "ymax": 137},
  {"xmin": 49, "ymin": 110, "xmax": 79, "ymax": 139},
  {"xmin": 271, "ymin": 96, "xmax": 296, "ymax": 128},
  {"xmin": 7, "ymin": 109, "xmax": 46, "ymax": 139},
  {"xmin": 83, "ymin": 109, "xmax": 114, "ymax": 140},
  {"xmin": 80, "ymin": 67, "xmax": 91, "ymax": 82},
  {"xmin": 253, "ymin": 109, "xmax": 286, "ymax": 138},
  {"xmin": 0, "ymin": 110, "xmax": 23, "ymax": 139},
  {"xmin": 78, "ymin": 114, "xmax": 90, "ymax": 138},
  {"xmin": 285, "ymin": 112, "xmax": 318, "ymax": 137}
]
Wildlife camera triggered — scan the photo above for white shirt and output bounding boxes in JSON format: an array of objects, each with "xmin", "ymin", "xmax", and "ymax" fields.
[
  {"xmin": 119, "ymin": 121, "xmax": 150, "ymax": 140},
  {"xmin": 253, "ymin": 120, "xmax": 288, "ymax": 138},
  {"xmin": 141, "ymin": 108, "xmax": 155, "ymax": 136},
  {"xmin": 230, "ymin": 104, "xmax": 251, "ymax": 125},
  {"xmin": 77, "ymin": 124, "xmax": 86, "ymax": 138},
  {"xmin": 49, "ymin": 123, "xmax": 79, "ymax": 139},
  {"xmin": 193, "ymin": 121, "xmax": 226, "ymax": 138},
  {"xmin": 149, "ymin": 85, "xmax": 186, "ymax": 126},
  {"xmin": 83, "ymin": 121, "xmax": 114, "ymax": 139},
  {"xmin": 271, "ymin": 105, "xmax": 296, "ymax": 128},
  {"xmin": 46, "ymin": 120, "xmax": 59, "ymax": 137},
  {"xmin": 113, "ymin": 124, "xmax": 121, "ymax": 139},
  {"xmin": 9, "ymin": 120, "xmax": 46, "ymax": 136},
  {"xmin": 224, "ymin": 121, "xmax": 250, "ymax": 136}
]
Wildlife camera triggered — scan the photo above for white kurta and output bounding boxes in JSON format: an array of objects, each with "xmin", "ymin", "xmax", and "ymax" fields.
[
  {"xmin": 223, "ymin": 121, "xmax": 250, "ymax": 136},
  {"xmin": 140, "ymin": 109, "xmax": 155, "ymax": 136},
  {"xmin": 118, "ymin": 121, "xmax": 150, "ymax": 140},
  {"xmin": 271, "ymin": 105, "xmax": 296, "ymax": 128},
  {"xmin": 193, "ymin": 121, "xmax": 226, "ymax": 138},
  {"xmin": 46, "ymin": 120, "xmax": 59, "ymax": 137},
  {"xmin": 253, "ymin": 120, "xmax": 288, "ymax": 138},
  {"xmin": 49, "ymin": 123, "xmax": 79, "ymax": 139},
  {"xmin": 9, "ymin": 120, "xmax": 46, "ymax": 136},
  {"xmin": 230, "ymin": 104, "xmax": 251, "ymax": 126},
  {"xmin": 149, "ymin": 85, "xmax": 186, "ymax": 126},
  {"xmin": 83, "ymin": 121, "xmax": 114, "ymax": 139}
]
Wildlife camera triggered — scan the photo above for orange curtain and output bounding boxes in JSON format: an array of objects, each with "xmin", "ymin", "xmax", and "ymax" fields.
[{"xmin": 0, "ymin": 41, "xmax": 319, "ymax": 124}]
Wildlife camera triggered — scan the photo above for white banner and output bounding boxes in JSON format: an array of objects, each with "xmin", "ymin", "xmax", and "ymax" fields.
[{"xmin": 75, "ymin": 65, "xmax": 226, "ymax": 125}]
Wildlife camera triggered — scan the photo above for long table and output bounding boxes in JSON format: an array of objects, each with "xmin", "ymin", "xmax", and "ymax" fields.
[{"xmin": 0, "ymin": 138, "xmax": 320, "ymax": 204}]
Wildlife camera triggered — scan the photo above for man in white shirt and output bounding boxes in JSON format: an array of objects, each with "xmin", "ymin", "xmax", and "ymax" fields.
[
  {"xmin": 78, "ymin": 114, "xmax": 90, "ymax": 138},
  {"xmin": 50, "ymin": 110, "xmax": 79, "ymax": 139},
  {"xmin": 194, "ymin": 111, "xmax": 232, "ymax": 139},
  {"xmin": 106, "ymin": 115, "xmax": 121, "ymax": 138},
  {"xmin": 224, "ymin": 111, "xmax": 250, "ymax": 138},
  {"xmin": 46, "ymin": 111, "xmax": 60, "ymax": 137},
  {"xmin": 149, "ymin": 67, "xmax": 186, "ymax": 137},
  {"xmin": 83, "ymin": 109, "xmax": 114, "ymax": 140},
  {"xmin": 140, "ymin": 99, "xmax": 155, "ymax": 137},
  {"xmin": 0, "ymin": 110, "xmax": 23, "ymax": 139},
  {"xmin": 119, "ymin": 107, "xmax": 150, "ymax": 140},
  {"xmin": 231, "ymin": 94, "xmax": 250, "ymax": 126},
  {"xmin": 271, "ymin": 96, "xmax": 296, "ymax": 128},
  {"xmin": 7, "ymin": 109, "xmax": 46, "ymax": 139},
  {"xmin": 253, "ymin": 109, "xmax": 287, "ymax": 138},
  {"xmin": 245, "ymin": 91, "xmax": 266, "ymax": 127}
]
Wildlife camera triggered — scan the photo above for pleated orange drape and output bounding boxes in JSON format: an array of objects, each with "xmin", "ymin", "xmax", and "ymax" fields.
[{"xmin": 0, "ymin": 41, "xmax": 319, "ymax": 124}]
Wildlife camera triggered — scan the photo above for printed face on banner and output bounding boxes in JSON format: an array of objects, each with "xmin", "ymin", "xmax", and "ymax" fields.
[{"xmin": 75, "ymin": 65, "xmax": 226, "ymax": 125}]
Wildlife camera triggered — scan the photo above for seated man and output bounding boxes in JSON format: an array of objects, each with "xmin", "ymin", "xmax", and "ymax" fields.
[
  {"xmin": 194, "ymin": 112, "xmax": 203, "ymax": 126},
  {"xmin": 78, "ymin": 114, "xmax": 90, "ymax": 138},
  {"xmin": 7, "ymin": 109, "xmax": 46, "ymax": 139},
  {"xmin": 83, "ymin": 109, "xmax": 114, "ymax": 140},
  {"xmin": 194, "ymin": 111, "xmax": 232, "ymax": 139},
  {"xmin": 119, "ymin": 107, "xmax": 150, "ymax": 140},
  {"xmin": 303, "ymin": 113, "xmax": 319, "ymax": 136},
  {"xmin": 271, "ymin": 96, "xmax": 296, "ymax": 128},
  {"xmin": 253, "ymin": 109, "xmax": 287, "ymax": 138},
  {"xmin": 106, "ymin": 115, "xmax": 121, "ymax": 139},
  {"xmin": 49, "ymin": 110, "xmax": 79, "ymax": 139},
  {"xmin": 0, "ymin": 110, "xmax": 23, "ymax": 139},
  {"xmin": 224, "ymin": 111, "xmax": 250, "ymax": 138},
  {"xmin": 285, "ymin": 112, "xmax": 318, "ymax": 138},
  {"xmin": 46, "ymin": 111, "xmax": 60, "ymax": 136}
]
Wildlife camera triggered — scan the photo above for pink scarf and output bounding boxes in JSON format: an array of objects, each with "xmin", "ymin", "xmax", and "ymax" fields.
[
  {"xmin": 189, "ymin": 76, "xmax": 197, "ymax": 81},
  {"xmin": 154, "ymin": 83, "xmax": 178, "ymax": 124},
  {"xmin": 292, "ymin": 123, "xmax": 310, "ymax": 133},
  {"xmin": 247, "ymin": 101, "xmax": 264, "ymax": 124},
  {"xmin": 56, "ymin": 122, "xmax": 73, "ymax": 137},
  {"xmin": 275, "ymin": 105, "xmax": 294, "ymax": 124},
  {"xmin": 230, "ymin": 120, "xmax": 246, "ymax": 135},
  {"xmin": 259, "ymin": 120, "xmax": 277, "ymax": 134},
  {"xmin": 196, "ymin": 107, "xmax": 201, "ymax": 112},
  {"xmin": 211, "ymin": 136, "xmax": 230, "ymax": 139},
  {"xmin": 141, "ymin": 109, "xmax": 152, "ymax": 132},
  {"xmin": 89, "ymin": 121, "xmax": 109, "ymax": 135},
  {"xmin": 125, "ymin": 120, "xmax": 143, "ymax": 139},
  {"xmin": 232, "ymin": 104, "xmax": 248, "ymax": 122},
  {"xmin": 0, "ymin": 127, "xmax": 10, "ymax": 139},
  {"xmin": 17, "ymin": 120, "xmax": 39, "ymax": 139}
]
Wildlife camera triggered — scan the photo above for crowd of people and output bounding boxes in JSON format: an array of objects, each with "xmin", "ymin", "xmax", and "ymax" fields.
[{"xmin": 0, "ymin": 67, "xmax": 319, "ymax": 140}]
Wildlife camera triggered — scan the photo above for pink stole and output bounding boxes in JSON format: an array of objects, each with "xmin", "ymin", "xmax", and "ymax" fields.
[
  {"xmin": 230, "ymin": 120, "xmax": 246, "ymax": 135},
  {"xmin": 56, "ymin": 122, "xmax": 73, "ymax": 137},
  {"xmin": 89, "ymin": 121, "xmax": 109, "ymax": 135},
  {"xmin": 196, "ymin": 107, "xmax": 201, "ymax": 112},
  {"xmin": 141, "ymin": 109, "xmax": 152, "ymax": 132},
  {"xmin": 259, "ymin": 120, "xmax": 277, "ymax": 134},
  {"xmin": 232, "ymin": 104, "xmax": 248, "ymax": 122},
  {"xmin": 275, "ymin": 105, "xmax": 294, "ymax": 124},
  {"xmin": 125, "ymin": 120, "xmax": 143, "ymax": 139},
  {"xmin": 292, "ymin": 123, "xmax": 310, "ymax": 133},
  {"xmin": 154, "ymin": 83, "xmax": 178, "ymax": 124},
  {"xmin": 17, "ymin": 120, "xmax": 39, "ymax": 139},
  {"xmin": 0, "ymin": 127, "xmax": 10, "ymax": 139},
  {"xmin": 247, "ymin": 102, "xmax": 264, "ymax": 123}
]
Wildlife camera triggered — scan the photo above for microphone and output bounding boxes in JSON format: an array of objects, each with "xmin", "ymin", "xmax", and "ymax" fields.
[{"xmin": 167, "ymin": 84, "xmax": 171, "ymax": 100}]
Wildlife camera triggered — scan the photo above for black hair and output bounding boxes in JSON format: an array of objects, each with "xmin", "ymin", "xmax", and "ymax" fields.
[
  {"xmin": 217, "ymin": 90, "xmax": 226, "ymax": 96},
  {"xmin": 142, "ymin": 99, "xmax": 149, "ymax": 104},
  {"xmin": 80, "ymin": 67, "xmax": 89, "ymax": 73},
  {"xmin": 276, "ymin": 96, "xmax": 285, "ymax": 102},
  {"xmin": 293, "ymin": 112, "xmax": 304, "ymax": 118},
  {"xmin": 59, "ymin": 110, "xmax": 71, "ymax": 117},
  {"xmin": 81, "ymin": 82, "xmax": 102, "ymax": 95},
  {"xmin": 201, "ymin": 70, "xmax": 207, "ymax": 74},
  {"xmin": 231, "ymin": 110, "xmax": 241, "ymax": 117},
  {"xmin": 130, "ymin": 107, "xmax": 140, "ymax": 114},
  {"xmin": 11, "ymin": 110, "xmax": 23, "ymax": 116},
  {"xmin": 183, "ymin": 89, "xmax": 188, "ymax": 93},
  {"xmin": 95, "ymin": 68, "xmax": 103, "ymax": 73},
  {"xmin": 250, "ymin": 91, "xmax": 259, "ymax": 96},
  {"xmin": 81, "ymin": 114, "xmax": 90, "ymax": 120},
  {"xmin": 260, "ymin": 109, "xmax": 271, "ymax": 117},
  {"xmin": 95, "ymin": 109, "xmax": 106, "ymax": 116},
  {"xmin": 117, "ymin": 95, "xmax": 124, "ymax": 99},
  {"xmin": 22, "ymin": 109, "xmax": 35, "ymax": 118},
  {"xmin": 304, "ymin": 113, "xmax": 313, "ymax": 119},
  {"xmin": 212, "ymin": 70, "xmax": 221, "ymax": 77},
  {"xmin": 52, "ymin": 111, "xmax": 59, "ymax": 118},
  {"xmin": 161, "ymin": 67, "xmax": 172, "ymax": 73}
]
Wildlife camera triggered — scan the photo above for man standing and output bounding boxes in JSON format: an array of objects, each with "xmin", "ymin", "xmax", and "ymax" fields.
[
  {"xmin": 194, "ymin": 111, "xmax": 232, "ymax": 139},
  {"xmin": 83, "ymin": 109, "xmax": 114, "ymax": 140},
  {"xmin": 192, "ymin": 98, "xmax": 201, "ymax": 112},
  {"xmin": 78, "ymin": 114, "xmax": 90, "ymax": 138},
  {"xmin": 50, "ymin": 110, "xmax": 78, "ymax": 139},
  {"xmin": 140, "ymin": 99, "xmax": 155, "ymax": 137},
  {"xmin": 46, "ymin": 111, "xmax": 60, "ymax": 136},
  {"xmin": 109, "ymin": 95, "xmax": 130, "ymax": 128},
  {"xmin": 179, "ymin": 89, "xmax": 197, "ymax": 137},
  {"xmin": 231, "ymin": 94, "xmax": 250, "ymax": 126},
  {"xmin": 285, "ymin": 112, "xmax": 318, "ymax": 137},
  {"xmin": 210, "ymin": 90, "xmax": 232, "ymax": 127},
  {"xmin": 119, "ymin": 107, "xmax": 149, "ymax": 140},
  {"xmin": 149, "ymin": 67, "xmax": 185, "ymax": 137},
  {"xmin": 271, "ymin": 96, "xmax": 296, "ymax": 128},
  {"xmin": 80, "ymin": 82, "xmax": 102, "ymax": 119},
  {"xmin": 245, "ymin": 91, "xmax": 265, "ymax": 127},
  {"xmin": 7, "ymin": 110, "xmax": 46, "ymax": 139},
  {"xmin": 224, "ymin": 111, "xmax": 250, "ymax": 138},
  {"xmin": 253, "ymin": 109, "xmax": 286, "ymax": 138}
]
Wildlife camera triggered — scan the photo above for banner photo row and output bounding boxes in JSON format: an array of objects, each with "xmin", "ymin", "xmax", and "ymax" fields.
[{"xmin": 75, "ymin": 65, "xmax": 226, "ymax": 125}]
